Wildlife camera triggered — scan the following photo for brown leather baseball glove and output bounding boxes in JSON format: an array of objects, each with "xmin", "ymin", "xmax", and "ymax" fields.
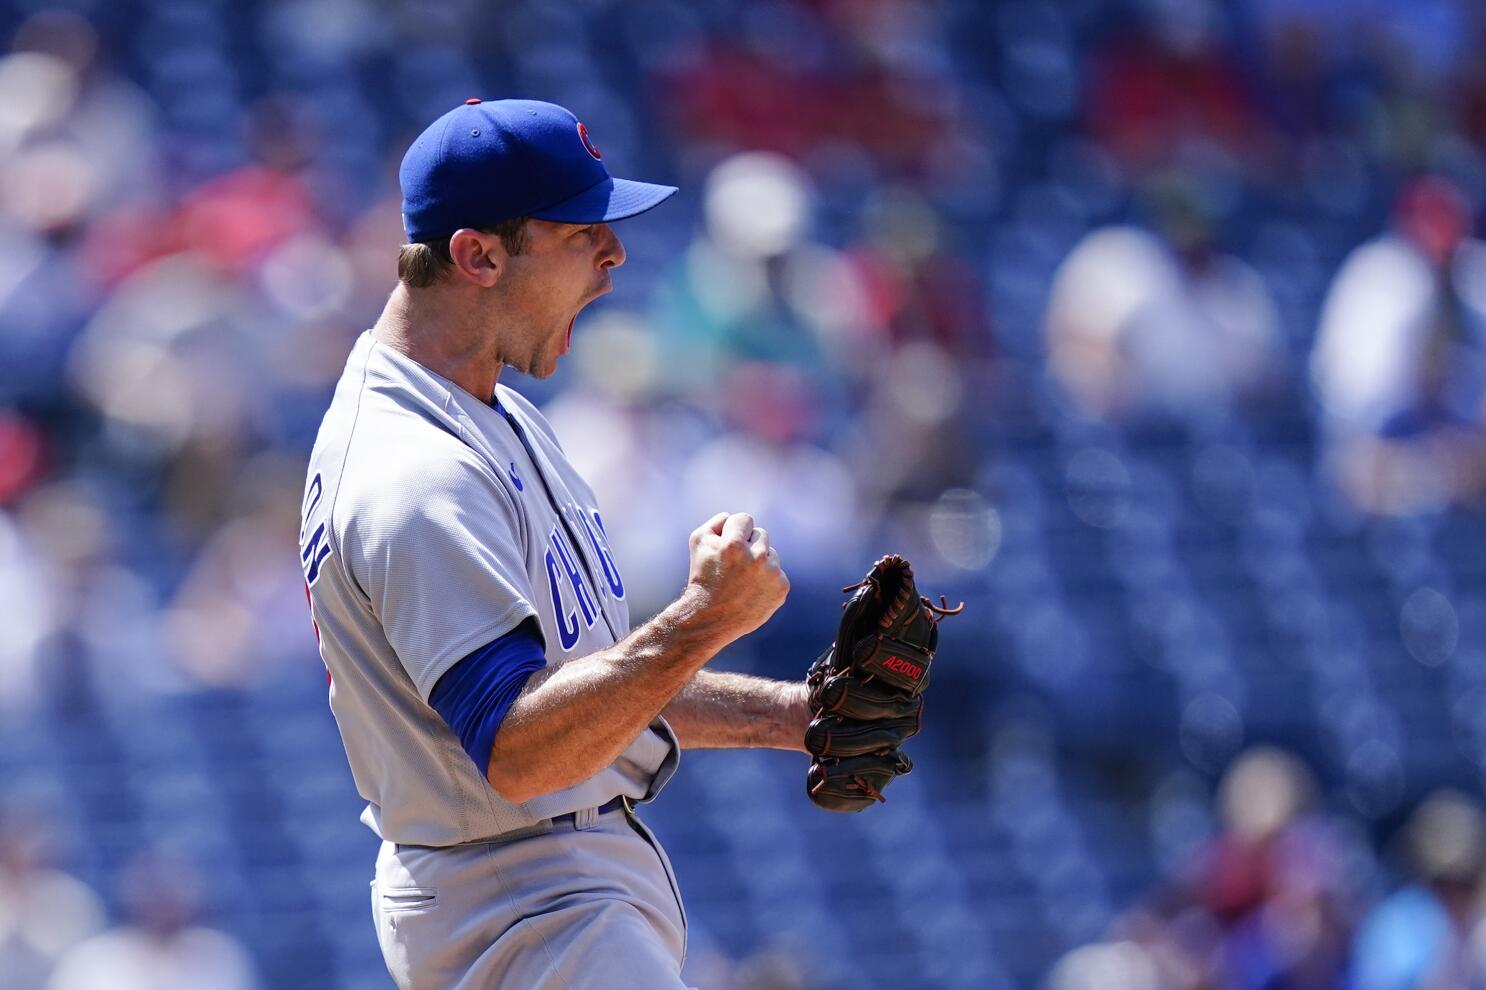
[{"xmin": 804, "ymin": 555, "xmax": 962, "ymax": 812}]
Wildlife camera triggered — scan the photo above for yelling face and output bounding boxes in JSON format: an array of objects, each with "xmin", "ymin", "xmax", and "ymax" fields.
[{"xmin": 491, "ymin": 219, "xmax": 626, "ymax": 379}]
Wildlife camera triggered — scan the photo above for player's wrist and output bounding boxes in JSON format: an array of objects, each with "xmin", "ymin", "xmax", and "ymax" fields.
[
  {"xmin": 662, "ymin": 584, "xmax": 740, "ymax": 654},
  {"xmin": 756, "ymin": 680, "xmax": 813, "ymax": 753},
  {"xmin": 785, "ymin": 680, "xmax": 812, "ymax": 750}
]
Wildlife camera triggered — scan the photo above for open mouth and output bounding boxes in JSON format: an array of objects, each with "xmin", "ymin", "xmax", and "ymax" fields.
[{"xmin": 563, "ymin": 281, "xmax": 608, "ymax": 356}]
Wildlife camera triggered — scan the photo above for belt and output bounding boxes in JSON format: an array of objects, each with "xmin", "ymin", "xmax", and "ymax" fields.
[{"xmin": 550, "ymin": 796, "xmax": 629, "ymax": 825}]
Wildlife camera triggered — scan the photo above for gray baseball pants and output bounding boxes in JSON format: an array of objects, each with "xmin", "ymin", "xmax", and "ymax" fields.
[{"xmin": 372, "ymin": 803, "xmax": 692, "ymax": 989}]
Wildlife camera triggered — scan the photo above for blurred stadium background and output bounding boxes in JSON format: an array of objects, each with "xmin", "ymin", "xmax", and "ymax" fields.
[{"xmin": 5, "ymin": 0, "xmax": 1486, "ymax": 987}]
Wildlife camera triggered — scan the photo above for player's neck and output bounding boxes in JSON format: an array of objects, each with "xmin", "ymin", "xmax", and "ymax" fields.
[{"xmin": 374, "ymin": 283, "xmax": 504, "ymax": 403}]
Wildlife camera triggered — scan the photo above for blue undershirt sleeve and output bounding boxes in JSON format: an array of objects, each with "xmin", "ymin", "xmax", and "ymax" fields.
[{"xmin": 428, "ymin": 617, "xmax": 548, "ymax": 778}]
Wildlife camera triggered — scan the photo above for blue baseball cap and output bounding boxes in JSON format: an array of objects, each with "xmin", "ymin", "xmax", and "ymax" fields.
[{"xmin": 399, "ymin": 98, "xmax": 678, "ymax": 243}]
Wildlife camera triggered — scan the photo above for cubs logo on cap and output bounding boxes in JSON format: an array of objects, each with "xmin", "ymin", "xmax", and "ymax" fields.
[{"xmin": 577, "ymin": 122, "xmax": 602, "ymax": 161}]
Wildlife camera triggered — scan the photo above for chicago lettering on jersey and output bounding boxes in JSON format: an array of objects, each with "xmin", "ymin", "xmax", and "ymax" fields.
[
  {"xmin": 300, "ymin": 473, "xmax": 333, "ymax": 587},
  {"xmin": 544, "ymin": 525, "xmax": 598, "ymax": 651},
  {"xmin": 579, "ymin": 509, "xmax": 624, "ymax": 600}
]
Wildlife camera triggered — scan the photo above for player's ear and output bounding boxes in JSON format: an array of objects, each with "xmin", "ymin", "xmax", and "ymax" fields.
[{"xmin": 447, "ymin": 228, "xmax": 505, "ymax": 287}]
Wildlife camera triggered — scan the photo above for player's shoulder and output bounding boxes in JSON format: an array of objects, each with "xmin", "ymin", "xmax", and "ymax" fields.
[
  {"xmin": 327, "ymin": 364, "xmax": 505, "ymax": 525},
  {"xmin": 324, "ymin": 337, "xmax": 488, "ymax": 481},
  {"xmin": 332, "ymin": 430, "xmax": 516, "ymax": 568},
  {"xmin": 339, "ymin": 418, "xmax": 502, "ymax": 525}
]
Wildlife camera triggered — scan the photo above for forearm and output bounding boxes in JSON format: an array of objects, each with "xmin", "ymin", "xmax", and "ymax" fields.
[
  {"xmin": 487, "ymin": 586, "xmax": 735, "ymax": 801},
  {"xmin": 662, "ymin": 669, "xmax": 810, "ymax": 751}
]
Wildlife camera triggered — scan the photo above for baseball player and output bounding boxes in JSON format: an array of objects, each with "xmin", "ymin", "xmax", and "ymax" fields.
[{"xmin": 298, "ymin": 99, "xmax": 804, "ymax": 990}]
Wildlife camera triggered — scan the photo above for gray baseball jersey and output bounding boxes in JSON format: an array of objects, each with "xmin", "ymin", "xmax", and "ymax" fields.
[{"xmin": 299, "ymin": 330, "xmax": 679, "ymax": 846}]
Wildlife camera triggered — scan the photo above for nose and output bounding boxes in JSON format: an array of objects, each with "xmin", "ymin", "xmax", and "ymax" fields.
[{"xmin": 596, "ymin": 224, "xmax": 626, "ymax": 271}]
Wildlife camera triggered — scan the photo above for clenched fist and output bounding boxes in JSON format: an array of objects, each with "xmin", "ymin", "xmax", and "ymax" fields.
[{"xmin": 686, "ymin": 511, "xmax": 789, "ymax": 638}]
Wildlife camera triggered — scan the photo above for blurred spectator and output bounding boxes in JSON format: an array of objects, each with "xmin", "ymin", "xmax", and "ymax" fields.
[
  {"xmin": 0, "ymin": 806, "xmax": 105, "ymax": 990},
  {"xmin": 46, "ymin": 851, "xmax": 258, "ymax": 990},
  {"xmin": 1311, "ymin": 176, "xmax": 1486, "ymax": 514},
  {"xmin": 836, "ymin": 186, "xmax": 989, "ymax": 514},
  {"xmin": 1045, "ymin": 181, "xmax": 1282, "ymax": 423},
  {"xmin": 1247, "ymin": 0, "xmax": 1471, "ymax": 155},
  {"xmin": 651, "ymin": 151, "xmax": 833, "ymax": 404},
  {"xmin": 656, "ymin": 1, "xmax": 966, "ymax": 178},
  {"xmin": 1094, "ymin": 748, "xmax": 1362, "ymax": 990},
  {"xmin": 161, "ymin": 453, "xmax": 317, "ymax": 686},
  {"xmin": 1189, "ymin": 747, "xmax": 1320, "ymax": 920},
  {"xmin": 10, "ymin": 480, "xmax": 182, "ymax": 709},
  {"xmin": 842, "ymin": 186, "xmax": 988, "ymax": 359},
  {"xmin": 1185, "ymin": 747, "xmax": 1356, "ymax": 990},
  {"xmin": 0, "ymin": 10, "xmax": 157, "ymax": 402},
  {"xmin": 1084, "ymin": 0, "xmax": 1261, "ymax": 173},
  {"xmin": 1352, "ymin": 790, "xmax": 1486, "ymax": 990}
]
